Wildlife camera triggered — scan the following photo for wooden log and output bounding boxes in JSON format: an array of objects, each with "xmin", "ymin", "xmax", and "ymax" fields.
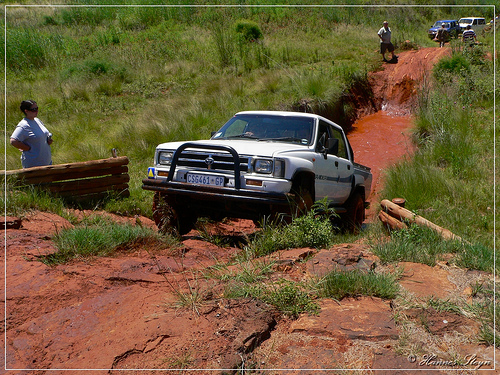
[
  {"xmin": 380, "ymin": 199, "xmax": 465, "ymax": 242},
  {"xmin": 391, "ymin": 198, "xmax": 406, "ymax": 208},
  {"xmin": 12, "ymin": 165, "xmax": 128, "ymax": 185},
  {"xmin": 378, "ymin": 210, "xmax": 408, "ymax": 231},
  {"xmin": 56, "ymin": 184, "xmax": 130, "ymax": 198},
  {"xmin": 4, "ymin": 157, "xmax": 129, "ymax": 179},
  {"xmin": 5, "ymin": 157, "xmax": 130, "ymax": 202},
  {"xmin": 44, "ymin": 174, "xmax": 129, "ymax": 194}
]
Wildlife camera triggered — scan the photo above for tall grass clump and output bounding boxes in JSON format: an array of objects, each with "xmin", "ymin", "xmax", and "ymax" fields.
[
  {"xmin": 5, "ymin": 29, "xmax": 63, "ymax": 71},
  {"xmin": 242, "ymin": 200, "xmax": 337, "ymax": 260},
  {"xmin": 317, "ymin": 270, "xmax": 400, "ymax": 300},
  {"xmin": 225, "ymin": 279, "xmax": 319, "ymax": 318},
  {"xmin": 372, "ymin": 224, "xmax": 494, "ymax": 272},
  {"xmin": 45, "ymin": 217, "xmax": 174, "ymax": 265}
]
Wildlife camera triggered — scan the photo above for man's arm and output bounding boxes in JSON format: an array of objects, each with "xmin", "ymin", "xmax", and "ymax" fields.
[{"xmin": 10, "ymin": 138, "xmax": 30, "ymax": 151}]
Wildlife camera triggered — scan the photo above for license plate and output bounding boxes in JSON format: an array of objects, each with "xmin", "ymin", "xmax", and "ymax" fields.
[{"xmin": 187, "ymin": 173, "xmax": 224, "ymax": 186}]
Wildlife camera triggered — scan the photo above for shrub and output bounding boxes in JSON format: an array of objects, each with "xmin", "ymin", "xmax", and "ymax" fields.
[
  {"xmin": 433, "ymin": 55, "xmax": 470, "ymax": 83},
  {"xmin": 234, "ymin": 19, "xmax": 263, "ymax": 42}
]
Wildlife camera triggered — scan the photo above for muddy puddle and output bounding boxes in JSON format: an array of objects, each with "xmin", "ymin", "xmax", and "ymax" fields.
[{"xmin": 347, "ymin": 111, "xmax": 416, "ymax": 219}]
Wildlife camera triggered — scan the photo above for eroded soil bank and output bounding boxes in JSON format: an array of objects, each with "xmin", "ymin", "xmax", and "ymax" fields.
[{"xmin": 2, "ymin": 47, "xmax": 498, "ymax": 373}]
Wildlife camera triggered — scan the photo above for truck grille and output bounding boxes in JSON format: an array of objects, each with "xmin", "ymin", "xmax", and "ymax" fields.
[{"xmin": 176, "ymin": 151, "xmax": 249, "ymax": 173}]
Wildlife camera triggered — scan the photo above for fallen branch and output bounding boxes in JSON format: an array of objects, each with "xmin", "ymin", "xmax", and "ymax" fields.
[{"xmin": 380, "ymin": 199, "xmax": 466, "ymax": 243}]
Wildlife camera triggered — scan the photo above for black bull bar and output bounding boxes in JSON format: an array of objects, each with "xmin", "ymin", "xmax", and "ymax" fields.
[{"xmin": 141, "ymin": 142, "xmax": 293, "ymax": 217}]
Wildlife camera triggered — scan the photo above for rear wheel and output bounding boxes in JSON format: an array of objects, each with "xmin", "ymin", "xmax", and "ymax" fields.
[{"xmin": 343, "ymin": 192, "xmax": 365, "ymax": 233}]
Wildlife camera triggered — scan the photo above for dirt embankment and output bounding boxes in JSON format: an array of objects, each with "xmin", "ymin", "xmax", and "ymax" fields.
[{"xmin": 2, "ymin": 47, "xmax": 498, "ymax": 373}]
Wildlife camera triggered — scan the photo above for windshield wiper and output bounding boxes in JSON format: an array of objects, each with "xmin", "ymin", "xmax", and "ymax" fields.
[
  {"xmin": 261, "ymin": 137, "xmax": 307, "ymax": 143},
  {"xmin": 226, "ymin": 134, "xmax": 260, "ymax": 139}
]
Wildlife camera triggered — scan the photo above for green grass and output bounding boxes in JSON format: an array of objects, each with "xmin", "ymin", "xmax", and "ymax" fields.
[
  {"xmin": 43, "ymin": 217, "xmax": 176, "ymax": 265},
  {"xmin": 240, "ymin": 200, "xmax": 339, "ymax": 260},
  {"xmin": 225, "ymin": 279, "xmax": 319, "ymax": 318},
  {"xmin": 372, "ymin": 223, "xmax": 495, "ymax": 273},
  {"xmin": 3, "ymin": 183, "xmax": 69, "ymax": 219},
  {"xmin": 316, "ymin": 269, "xmax": 400, "ymax": 300}
]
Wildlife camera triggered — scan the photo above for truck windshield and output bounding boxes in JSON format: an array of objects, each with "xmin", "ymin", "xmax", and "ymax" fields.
[
  {"xmin": 433, "ymin": 21, "xmax": 450, "ymax": 27},
  {"xmin": 211, "ymin": 114, "xmax": 314, "ymax": 145}
]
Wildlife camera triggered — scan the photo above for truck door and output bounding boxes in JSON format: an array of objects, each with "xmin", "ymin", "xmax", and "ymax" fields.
[{"xmin": 313, "ymin": 121, "xmax": 353, "ymax": 203}]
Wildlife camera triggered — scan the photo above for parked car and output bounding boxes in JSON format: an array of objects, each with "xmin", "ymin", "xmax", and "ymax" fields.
[
  {"xmin": 458, "ymin": 17, "xmax": 487, "ymax": 33},
  {"xmin": 428, "ymin": 20, "xmax": 460, "ymax": 40},
  {"xmin": 142, "ymin": 111, "xmax": 373, "ymax": 235}
]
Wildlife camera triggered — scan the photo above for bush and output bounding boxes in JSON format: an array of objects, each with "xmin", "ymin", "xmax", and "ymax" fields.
[
  {"xmin": 234, "ymin": 19, "xmax": 263, "ymax": 42},
  {"xmin": 433, "ymin": 55, "xmax": 470, "ymax": 83}
]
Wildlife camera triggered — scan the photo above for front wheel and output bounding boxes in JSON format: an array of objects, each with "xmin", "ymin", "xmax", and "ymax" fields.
[
  {"xmin": 152, "ymin": 192, "xmax": 196, "ymax": 237},
  {"xmin": 292, "ymin": 186, "xmax": 313, "ymax": 218}
]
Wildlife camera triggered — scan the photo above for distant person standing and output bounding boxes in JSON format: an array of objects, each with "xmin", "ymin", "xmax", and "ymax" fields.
[
  {"xmin": 436, "ymin": 23, "xmax": 449, "ymax": 47},
  {"xmin": 378, "ymin": 21, "xmax": 397, "ymax": 62},
  {"xmin": 10, "ymin": 100, "xmax": 53, "ymax": 168},
  {"xmin": 462, "ymin": 25, "xmax": 477, "ymax": 46}
]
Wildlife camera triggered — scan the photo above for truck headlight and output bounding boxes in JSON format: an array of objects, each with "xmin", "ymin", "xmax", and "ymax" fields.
[
  {"xmin": 158, "ymin": 151, "xmax": 174, "ymax": 166},
  {"xmin": 254, "ymin": 159, "xmax": 273, "ymax": 174}
]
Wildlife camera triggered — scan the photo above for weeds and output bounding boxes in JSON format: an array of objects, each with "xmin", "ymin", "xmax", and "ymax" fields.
[
  {"xmin": 242, "ymin": 199, "xmax": 337, "ymax": 260},
  {"xmin": 372, "ymin": 224, "xmax": 460, "ymax": 266},
  {"xmin": 4, "ymin": 183, "xmax": 68, "ymax": 218},
  {"xmin": 317, "ymin": 269, "xmax": 400, "ymax": 301},
  {"xmin": 225, "ymin": 279, "xmax": 319, "ymax": 319},
  {"xmin": 43, "ymin": 218, "xmax": 174, "ymax": 265}
]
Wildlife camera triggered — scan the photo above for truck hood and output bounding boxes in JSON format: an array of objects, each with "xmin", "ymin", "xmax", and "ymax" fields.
[{"xmin": 156, "ymin": 139, "xmax": 310, "ymax": 157}]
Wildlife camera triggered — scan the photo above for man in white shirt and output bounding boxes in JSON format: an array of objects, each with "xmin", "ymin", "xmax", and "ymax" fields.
[{"xmin": 378, "ymin": 21, "xmax": 397, "ymax": 62}]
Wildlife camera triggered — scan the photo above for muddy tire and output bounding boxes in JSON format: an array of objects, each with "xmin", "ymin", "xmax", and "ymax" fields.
[
  {"xmin": 343, "ymin": 192, "xmax": 365, "ymax": 233},
  {"xmin": 291, "ymin": 183, "xmax": 313, "ymax": 219},
  {"xmin": 152, "ymin": 192, "xmax": 196, "ymax": 237}
]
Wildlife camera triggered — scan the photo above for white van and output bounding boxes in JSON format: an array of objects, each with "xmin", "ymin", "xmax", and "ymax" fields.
[{"xmin": 458, "ymin": 17, "xmax": 487, "ymax": 33}]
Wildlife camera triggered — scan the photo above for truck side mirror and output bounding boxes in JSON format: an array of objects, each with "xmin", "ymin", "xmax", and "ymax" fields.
[{"xmin": 326, "ymin": 138, "xmax": 339, "ymax": 155}]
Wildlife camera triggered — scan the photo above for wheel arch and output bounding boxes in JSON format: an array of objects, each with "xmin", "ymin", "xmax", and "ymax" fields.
[{"xmin": 291, "ymin": 169, "xmax": 315, "ymax": 199}]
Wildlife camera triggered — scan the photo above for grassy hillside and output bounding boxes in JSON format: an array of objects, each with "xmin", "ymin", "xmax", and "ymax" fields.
[{"xmin": 2, "ymin": 2, "xmax": 496, "ymax": 247}]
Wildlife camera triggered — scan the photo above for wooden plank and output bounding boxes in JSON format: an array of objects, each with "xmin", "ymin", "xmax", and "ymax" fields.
[
  {"xmin": 4, "ymin": 157, "xmax": 129, "ymax": 178},
  {"xmin": 14, "ymin": 165, "xmax": 128, "ymax": 185}
]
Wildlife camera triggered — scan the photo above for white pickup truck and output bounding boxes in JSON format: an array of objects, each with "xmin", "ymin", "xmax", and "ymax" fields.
[{"xmin": 142, "ymin": 111, "xmax": 372, "ymax": 235}]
